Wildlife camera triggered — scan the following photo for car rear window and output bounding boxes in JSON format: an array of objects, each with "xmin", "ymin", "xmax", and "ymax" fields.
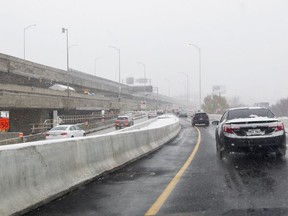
[
  {"xmin": 51, "ymin": 126, "xmax": 68, "ymax": 131},
  {"xmin": 227, "ymin": 108, "xmax": 275, "ymax": 120},
  {"xmin": 117, "ymin": 117, "xmax": 128, "ymax": 120},
  {"xmin": 195, "ymin": 113, "xmax": 208, "ymax": 118}
]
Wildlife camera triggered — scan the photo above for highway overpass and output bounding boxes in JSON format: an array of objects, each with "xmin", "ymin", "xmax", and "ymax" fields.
[{"xmin": 0, "ymin": 53, "xmax": 184, "ymax": 134}]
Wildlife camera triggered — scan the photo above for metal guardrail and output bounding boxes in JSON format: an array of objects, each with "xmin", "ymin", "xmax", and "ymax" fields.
[
  {"xmin": 0, "ymin": 112, "xmax": 147, "ymax": 146},
  {"xmin": 29, "ymin": 113, "xmax": 116, "ymax": 134}
]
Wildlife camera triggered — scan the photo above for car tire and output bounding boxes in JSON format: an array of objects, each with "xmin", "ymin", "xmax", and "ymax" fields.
[
  {"xmin": 192, "ymin": 123, "xmax": 195, "ymax": 126},
  {"xmin": 83, "ymin": 133, "xmax": 86, "ymax": 137},
  {"xmin": 216, "ymin": 137, "xmax": 225, "ymax": 160}
]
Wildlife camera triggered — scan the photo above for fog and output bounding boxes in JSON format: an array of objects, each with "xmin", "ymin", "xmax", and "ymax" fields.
[{"xmin": 1, "ymin": 0, "xmax": 288, "ymax": 106}]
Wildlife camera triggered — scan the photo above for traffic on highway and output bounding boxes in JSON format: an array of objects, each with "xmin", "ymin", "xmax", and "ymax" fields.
[
  {"xmin": 2, "ymin": 1, "xmax": 288, "ymax": 216},
  {"xmin": 24, "ymin": 114, "xmax": 288, "ymax": 216}
]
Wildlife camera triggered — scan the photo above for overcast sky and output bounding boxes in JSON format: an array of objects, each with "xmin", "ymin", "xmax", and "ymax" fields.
[{"xmin": 1, "ymin": 0, "xmax": 288, "ymax": 106}]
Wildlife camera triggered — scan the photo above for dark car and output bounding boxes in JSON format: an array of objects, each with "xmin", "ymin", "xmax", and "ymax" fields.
[
  {"xmin": 192, "ymin": 112, "xmax": 209, "ymax": 126},
  {"xmin": 213, "ymin": 107, "xmax": 286, "ymax": 159},
  {"xmin": 156, "ymin": 110, "xmax": 165, "ymax": 116}
]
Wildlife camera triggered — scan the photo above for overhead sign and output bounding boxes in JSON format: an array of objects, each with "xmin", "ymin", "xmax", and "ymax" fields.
[
  {"xmin": 126, "ymin": 77, "xmax": 134, "ymax": 85},
  {"xmin": 136, "ymin": 78, "xmax": 148, "ymax": 84},
  {"xmin": 0, "ymin": 111, "xmax": 9, "ymax": 118}
]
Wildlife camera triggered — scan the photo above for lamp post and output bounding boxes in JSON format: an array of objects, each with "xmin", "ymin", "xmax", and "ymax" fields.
[
  {"xmin": 62, "ymin": 27, "xmax": 70, "ymax": 97},
  {"xmin": 188, "ymin": 43, "xmax": 201, "ymax": 109},
  {"xmin": 94, "ymin": 57, "xmax": 102, "ymax": 76},
  {"xmin": 24, "ymin": 24, "xmax": 36, "ymax": 59},
  {"xmin": 153, "ymin": 87, "xmax": 159, "ymax": 110},
  {"xmin": 136, "ymin": 61, "xmax": 146, "ymax": 94},
  {"xmin": 108, "ymin": 46, "xmax": 121, "ymax": 102},
  {"xmin": 68, "ymin": 44, "xmax": 78, "ymax": 72},
  {"xmin": 178, "ymin": 72, "xmax": 189, "ymax": 107}
]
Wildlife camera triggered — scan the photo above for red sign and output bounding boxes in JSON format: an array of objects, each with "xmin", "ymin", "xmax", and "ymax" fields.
[{"xmin": 0, "ymin": 118, "xmax": 9, "ymax": 130}]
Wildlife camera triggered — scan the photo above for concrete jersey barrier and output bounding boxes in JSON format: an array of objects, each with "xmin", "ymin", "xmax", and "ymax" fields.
[{"xmin": 0, "ymin": 115, "xmax": 180, "ymax": 216}]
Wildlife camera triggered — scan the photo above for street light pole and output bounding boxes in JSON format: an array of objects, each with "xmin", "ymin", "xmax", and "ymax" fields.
[
  {"xmin": 153, "ymin": 87, "xmax": 159, "ymax": 110},
  {"xmin": 178, "ymin": 72, "xmax": 189, "ymax": 108},
  {"xmin": 136, "ymin": 61, "xmax": 146, "ymax": 94},
  {"xmin": 24, "ymin": 24, "xmax": 36, "ymax": 60},
  {"xmin": 189, "ymin": 43, "xmax": 201, "ymax": 109},
  {"xmin": 94, "ymin": 57, "xmax": 102, "ymax": 76},
  {"xmin": 108, "ymin": 46, "xmax": 121, "ymax": 102},
  {"xmin": 62, "ymin": 28, "xmax": 70, "ymax": 97}
]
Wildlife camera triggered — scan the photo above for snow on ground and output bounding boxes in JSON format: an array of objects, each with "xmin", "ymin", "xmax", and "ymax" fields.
[{"xmin": 141, "ymin": 114, "xmax": 179, "ymax": 129}]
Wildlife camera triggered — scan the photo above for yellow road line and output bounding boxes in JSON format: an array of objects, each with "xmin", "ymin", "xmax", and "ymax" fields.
[{"xmin": 145, "ymin": 127, "xmax": 201, "ymax": 216}]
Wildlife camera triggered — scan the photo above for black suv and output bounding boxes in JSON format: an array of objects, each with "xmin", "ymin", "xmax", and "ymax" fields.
[
  {"xmin": 213, "ymin": 107, "xmax": 286, "ymax": 159},
  {"xmin": 192, "ymin": 112, "xmax": 209, "ymax": 126}
]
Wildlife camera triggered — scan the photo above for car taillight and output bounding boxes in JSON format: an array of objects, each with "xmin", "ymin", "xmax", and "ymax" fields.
[
  {"xmin": 125, "ymin": 119, "xmax": 129, "ymax": 126},
  {"xmin": 223, "ymin": 125, "xmax": 233, "ymax": 134},
  {"xmin": 61, "ymin": 132, "xmax": 68, "ymax": 135},
  {"xmin": 223, "ymin": 124, "xmax": 239, "ymax": 134},
  {"xmin": 275, "ymin": 122, "xmax": 284, "ymax": 132}
]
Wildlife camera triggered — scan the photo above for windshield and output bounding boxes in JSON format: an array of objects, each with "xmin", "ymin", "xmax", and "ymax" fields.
[{"xmin": 2, "ymin": 1, "xmax": 288, "ymax": 216}]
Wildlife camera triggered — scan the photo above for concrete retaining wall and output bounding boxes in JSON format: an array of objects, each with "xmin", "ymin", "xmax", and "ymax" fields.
[{"xmin": 0, "ymin": 116, "xmax": 180, "ymax": 216}]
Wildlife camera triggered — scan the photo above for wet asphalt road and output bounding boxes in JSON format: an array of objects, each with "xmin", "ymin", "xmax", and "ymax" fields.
[{"xmin": 25, "ymin": 118, "xmax": 288, "ymax": 216}]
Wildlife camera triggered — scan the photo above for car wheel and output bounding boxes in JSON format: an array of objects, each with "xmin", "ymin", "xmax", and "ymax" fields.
[
  {"xmin": 216, "ymin": 137, "xmax": 225, "ymax": 160},
  {"xmin": 83, "ymin": 133, "xmax": 86, "ymax": 137},
  {"xmin": 192, "ymin": 123, "xmax": 195, "ymax": 126}
]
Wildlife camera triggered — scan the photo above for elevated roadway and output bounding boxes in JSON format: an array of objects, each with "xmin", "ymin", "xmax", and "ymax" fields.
[{"xmin": 0, "ymin": 53, "xmax": 183, "ymax": 134}]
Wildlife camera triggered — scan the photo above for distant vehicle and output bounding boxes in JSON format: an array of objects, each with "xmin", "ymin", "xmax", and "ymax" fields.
[
  {"xmin": 178, "ymin": 111, "xmax": 188, "ymax": 118},
  {"xmin": 156, "ymin": 110, "xmax": 165, "ymax": 116},
  {"xmin": 212, "ymin": 107, "xmax": 286, "ymax": 159},
  {"xmin": 45, "ymin": 124, "xmax": 86, "ymax": 140},
  {"xmin": 115, "ymin": 115, "xmax": 134, "ymax": 130},
  {"xmin": 148, "ymin": 111, "xmax": 157, "ymax": 119},
  {"xmin": 192, "ymin": 112, "xmax": 209, "ymax": 126}
]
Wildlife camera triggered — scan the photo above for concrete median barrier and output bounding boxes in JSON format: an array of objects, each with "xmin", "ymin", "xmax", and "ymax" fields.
[{"xmin": 0, "ymin": 115, "xmax": 180, "ymax": 216}]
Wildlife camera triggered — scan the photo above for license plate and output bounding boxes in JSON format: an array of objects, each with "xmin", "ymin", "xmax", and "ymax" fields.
[{"xmin": 246, "ymin": 129, "xmax": 264, "ymax": 136}]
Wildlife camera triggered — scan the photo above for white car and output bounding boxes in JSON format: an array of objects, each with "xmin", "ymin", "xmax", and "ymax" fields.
[{"xmin": 45, "ymin": 124, "xmax": 86, "ymax": 140}]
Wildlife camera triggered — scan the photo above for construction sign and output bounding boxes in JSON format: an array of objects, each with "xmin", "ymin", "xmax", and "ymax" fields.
[{"xmin": 0, "ymin": 111, "xmax": 9, "ymax": 131}]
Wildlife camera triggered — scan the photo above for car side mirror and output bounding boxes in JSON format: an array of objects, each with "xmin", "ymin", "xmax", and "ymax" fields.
[{"xmin": 212, "ymin": 120, "xmax": 219, "ymax": 126}]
